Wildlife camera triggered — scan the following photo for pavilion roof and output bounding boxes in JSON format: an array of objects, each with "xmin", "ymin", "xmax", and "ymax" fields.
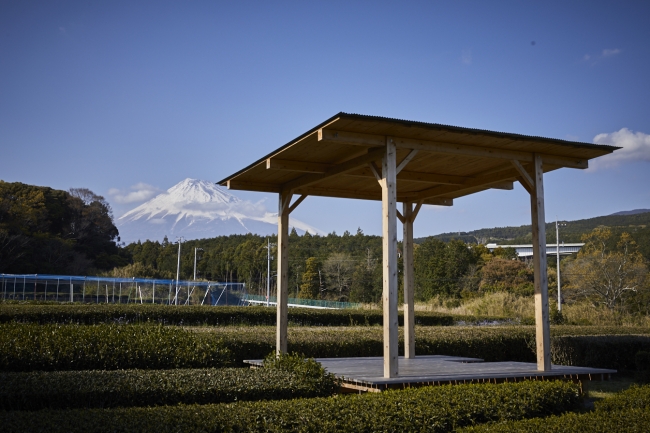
[{"xmin": 217, "ymin": 113, "xmax": 618, "ymax": 205}]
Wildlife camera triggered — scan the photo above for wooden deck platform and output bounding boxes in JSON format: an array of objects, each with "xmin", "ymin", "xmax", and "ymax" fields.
[{"xmin": 245, "ymin": 355, "xmax": 616, "ymax": 392}]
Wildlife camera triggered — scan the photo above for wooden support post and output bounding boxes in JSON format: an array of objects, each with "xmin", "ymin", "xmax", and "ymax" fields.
[
  {"xmin": 530, "ymin": 154, "xmax": 551, "ymax": 371},
  {"xmin": 381, "ymin": 137, "xmax": 399, "ymax": 377},
  {"xmin": 276, "ymin": 190, "xmax": 292, "ymax": 356},
  {"xmin": 403, "ymin": 202, "xmax": 415, "ymax": 359}
]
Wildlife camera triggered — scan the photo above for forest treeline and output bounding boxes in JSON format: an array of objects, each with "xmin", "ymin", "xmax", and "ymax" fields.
[
  {"xmin": 2, "ymin": 181, "xmax": 648, "ymax": 312},
  {"xmin": 0, "ymin": 181, "xmax": 128, "ymax": 274}
]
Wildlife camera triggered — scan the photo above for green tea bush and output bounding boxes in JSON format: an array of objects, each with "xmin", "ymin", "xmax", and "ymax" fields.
[
  {"xmin": 458, "ymin": 409, "xmax": 650, "ymax": 432},
  {"xmin": 595, "ymin": 384, "xmax": 650, "ymax": 412},
  {"xmin": 0, "ymin": 380, "xmax": 581, "ymax": 433},
  {"xmin": 262, "ymin": 352, "xmax": 339, "ymax": 396},
  {"xmin": 0, "ymin": 303, "xmax": 463, "ymax": 326},
  {"xmin": 0, "ymin": 323, "xmax": 231, "ymax": 371},
  {"xmin": 461, "ymin": 384, "xmax": 650, "ymax": 432},
  {"xmin": 0, "ymin": 365, "xmax": 338, "ymax": 410},
  {"xmin": 551, "ymin": 336, "xmax": 650, "ymax": 371},
  {"xmin": 4, "ymin": 323, "xmax": 650, "ymax": 371},
  {"xmin": 207, "ymin": 325, "xmax": 650, "ymax": 367}
]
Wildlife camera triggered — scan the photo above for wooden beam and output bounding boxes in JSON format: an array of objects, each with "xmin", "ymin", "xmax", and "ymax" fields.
[
  {"xmin": 403, "ymin": 202, "xmax": 415, "ymax": 359},
  {"xmin": 397, "ymin": 171, "xmax": 469, "ymax": 185},
  {"xmin": 283, "ymin": 147, "xmax": 386, "ymax": 191},
  {"xmin": 422, "ymin": 197, "xmax": 453, "ymax": 206},
  {"xmin": 490, "ymin": 181, "xmax": 514, "ymax": 190},
  {"xmin": 511, "ymin": 160, "xmax": 534, "ymax": 191},
  {"xmin": 407, "ymin": 168, "xmax": 520, "ymax": 201},
  {"xmin": 269, "ymin": 160, "xmax": 471, "ymax": 185},
  {"xmin": 226, "ymin": 180, "xmax": 281, "ymax": 193},
  {"xmin": 288, "ymin": 194, "xmax": 307, "ymax": 214},
  {"xmin": 381, "ymin": 138, "xmax": 399, "ymax": 378},
  {"xmin": 294, "ymin": 186, "xmax": 381, "ymax": 201},
  {"xmin": 396, "ymin": 209, "xmax": 405, "ymax": 224},
  {"xmin": 276, "ymin": 190, "xmax": 291, "ymax": 356},
  {"xmin": 319, "ymin": 130, "xmax": 588, "ymax": 169},
  {"xmin": 412, "ymin": 201, "xmax": 423, "ymax": 221},
  {"xmin": 368, "ymin": 162, "xmax": 382, "ymax": 182},
  {"xmin": 517, "ymin": 177, "xmax": 533, "ymax": 194},
  {"xmin": 266, "ymin": 158, "xmax": 330, "ymax": 173},
  {"xmin": 530, "ymin": 154, "xmax": 551, "ymax": 371},
  {"xmin": 318, "ymin": 128, "xmax": 384, "ymax": 147},
  {"xmin": 396, "ymin": 149, "xmax": 418, "ymax": 174}
]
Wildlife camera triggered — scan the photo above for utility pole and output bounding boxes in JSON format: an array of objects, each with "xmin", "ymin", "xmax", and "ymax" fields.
[
  {"xmin": 267, "ymin": 238, "xmax": 271, "ymax": 307},
  {"xmin": 265, "ymin": 238, "xmax": 276, "ymax": 307},
  {"xmin": 555, "ymin": 219, "xmax": 566, "ymax": 312},
  {"xmin": 194, "ymin": 247, "xmax": 203, "ymax": 280},
  {"xmin": 175, "ymin": 237, "xmax": 183, "ymax": 305}
]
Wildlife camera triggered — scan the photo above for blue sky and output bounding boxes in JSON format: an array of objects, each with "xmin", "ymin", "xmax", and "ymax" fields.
[{"xmin": 2, "ymin": 1, "xmax": 649, "ymax": 238}]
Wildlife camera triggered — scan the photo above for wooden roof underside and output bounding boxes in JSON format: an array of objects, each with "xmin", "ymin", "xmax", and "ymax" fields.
[{"xmin": 217, "ymin": 113, "xmax": 618, "ymax": 206}]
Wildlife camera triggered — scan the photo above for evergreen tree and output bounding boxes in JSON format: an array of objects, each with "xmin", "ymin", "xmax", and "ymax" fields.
[{"xmin": 298, "ymin": 257, "xmax": 320, "ymax": 299}]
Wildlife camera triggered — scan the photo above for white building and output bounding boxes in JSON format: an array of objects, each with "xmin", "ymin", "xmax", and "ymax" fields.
[{"xmin": 486, "ymin": 243, "xmax": 584, "ymax": 258}]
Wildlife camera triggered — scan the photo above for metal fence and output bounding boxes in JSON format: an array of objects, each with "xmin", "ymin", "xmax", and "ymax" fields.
[
  {"xmin": 0, "ymin": 274, "xmax": 246, "ymax": 306},
  {"xmin": 243, "ymin": 294, "xmax": 361, "ymax": 310}
]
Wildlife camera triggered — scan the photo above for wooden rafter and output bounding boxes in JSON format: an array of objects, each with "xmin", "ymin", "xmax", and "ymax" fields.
[
  {"xmin": 282, "ymin": 147, "xmax": 386, "ymax": 191},
  {"xmin": 319, "ymin": 129, "xmax": 589, "ymax": 169}
]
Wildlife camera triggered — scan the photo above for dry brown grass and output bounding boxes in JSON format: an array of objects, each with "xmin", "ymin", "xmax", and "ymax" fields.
[
  {"xmin": 411, "ymin": 292, "xmax": 650, "ymax": 326},
  {"xmin": 415, "ymin": 292, "xmax": 535, "ymax": 319}
]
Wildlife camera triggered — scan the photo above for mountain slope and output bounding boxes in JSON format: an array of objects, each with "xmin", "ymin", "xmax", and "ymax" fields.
[
  {"xmin": 116, "ymin": 179, "xmax": 321, "ymax": 243},
  {"xmin": 421, "ymin": 210, "xmax": 650, "ymax": 245}
]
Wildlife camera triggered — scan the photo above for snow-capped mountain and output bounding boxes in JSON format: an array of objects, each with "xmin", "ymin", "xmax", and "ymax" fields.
[{"xmin": 116, "ymin": 179, "xmax": 322, "ymax": 243}]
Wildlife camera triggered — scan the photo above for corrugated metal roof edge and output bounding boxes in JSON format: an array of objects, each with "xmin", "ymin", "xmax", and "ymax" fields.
[{"xmin": 216, "ymin": 112, "xmax": 620, "ymax": 185}]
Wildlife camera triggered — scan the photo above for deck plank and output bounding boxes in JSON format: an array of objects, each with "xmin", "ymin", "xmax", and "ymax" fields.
[{"xmin": 244, "ymin": 355, "xmax": 616, "ymax": 390}]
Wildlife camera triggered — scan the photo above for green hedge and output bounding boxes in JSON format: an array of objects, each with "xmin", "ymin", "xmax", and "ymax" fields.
[
  {"xmin": 551, "ymin": 336, "xmax": 650, "ymax": 371},
  {"xmin": 460, "ymin": 385, "xmax": 650, "ymax": 432},
  {"xmin": 0, "ymin": 303, "xmax": 520, "ymax": 326},
  {"xmin": 0, "ymin": 323, "xmax": 231, "ymax": 371},
  {"xmin": 458, "ymin": 409, "xmax": 650, "ymax": 433},
  {"xmin": 0, "ymin": 303, "xmax": 462, "ymax": 326},
  {"xmin": 0, "ymin": 358, "xmax": 338, "ymax": 410},
  {"xmin": 595, "ymin": 384, "xmax": 650, "ymax": 412},
  {"xmin": 207, "ymin": 326, "xmax": 650, "ymax": 367},
  {"xmin": 3, "ymin": 323, "xmax": 649, "ymax": 371},
  {"xmin": 0, "ymin": 380, "xmax": 581, "ymax": 433}
]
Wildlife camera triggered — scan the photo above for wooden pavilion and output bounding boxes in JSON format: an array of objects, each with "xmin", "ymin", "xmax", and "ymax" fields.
[{"xmin": 217, "ymin": 113, "xmax": 618, "ymax": 379}]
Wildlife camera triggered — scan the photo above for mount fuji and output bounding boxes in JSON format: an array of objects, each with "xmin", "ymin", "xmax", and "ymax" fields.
[{"xmin": 116, "ymin": 178, "xmax": 322, "ymax": 243}]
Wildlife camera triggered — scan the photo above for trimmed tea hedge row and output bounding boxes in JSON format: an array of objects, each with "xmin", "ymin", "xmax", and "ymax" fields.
[
  {"xmin": 0, "ymin": 323, "xmax": 231, "ymax": 371},
  {"xmin": 0, "ymin": 303, "xmax": 509, "ymax": 326},
  {"xmin": 458, "ymin": 408, "xmax": 650, "ymax": 433},
  {"xmin": 460, "ymin": 385, "xmax": 650, "ymax": 432},
  {"xmin": 0, "ymin": 359, "xmax": 338, "ymax": 410},
  {"xmin": 552, "ymin": 336, "xmax": 650, "ymax": 371},
  {"xmin": 3, "ymin": 323, "xmax": 649, "ymax": 371},
  {"xmin": 595, "ymin": 384, "xmax": 650, "ymax": 412},
  {"xmin": 206, "ymin": 325, "xmax": 650, "ymax": 368},
  {"xmin": 0, "ymin": 380, "xmax": 581, "ymax": 433}
]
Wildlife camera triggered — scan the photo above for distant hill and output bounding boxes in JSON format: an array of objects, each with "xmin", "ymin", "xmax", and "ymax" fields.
[
  {"xmin": 610, "ymin": 209, "xmax": 650, "ymax": 216},
  {"xmin": 416, "ymin": 210, "xmax": 650, "ymax": 260}
]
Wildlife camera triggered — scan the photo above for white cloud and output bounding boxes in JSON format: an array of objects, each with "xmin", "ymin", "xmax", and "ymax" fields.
[
  {"xmin": 591, "ymin": 128, "xmax": 650, "ymax": 169},
  {"xmin": 581, "ymin": 48, "xmax": 621, "ymax": 64},
  {"xmin": 602, "ymin": 48, "xmax": 621, "ymax": 57},
  {"xmin": 109, "ymin": 182, "xmax": 163, "ymax": 204},
  {"xmin": 461, "ymin": 50, "xmax": 472, "ymax": 65}
]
